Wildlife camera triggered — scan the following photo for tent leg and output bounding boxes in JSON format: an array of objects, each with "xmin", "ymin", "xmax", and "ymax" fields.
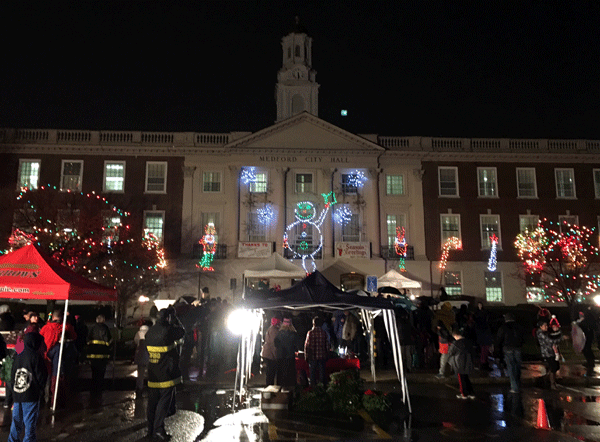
[{"xmin": 52, "ymin": 299, "xmax": 69, "ymax": 412}]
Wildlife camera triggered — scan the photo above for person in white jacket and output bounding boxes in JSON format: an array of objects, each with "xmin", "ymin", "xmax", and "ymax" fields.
[{"xmin": 134, "ymin": 320, "xmax": 152, "ymax": 392}]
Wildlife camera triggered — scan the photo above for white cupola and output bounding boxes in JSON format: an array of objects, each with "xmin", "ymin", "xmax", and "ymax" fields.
[{"xmin": 275, "ymin": 17, "xmax": 319, "ymax": 122}]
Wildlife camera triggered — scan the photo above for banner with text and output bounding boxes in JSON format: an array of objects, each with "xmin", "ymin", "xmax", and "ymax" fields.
[
  {"xmin": 238, "ymin": 242, "xmax": 272, "ymax": 258},
  {"xmin": 336, "ymin": 242, "xmax": 370, "ymax": 259}
]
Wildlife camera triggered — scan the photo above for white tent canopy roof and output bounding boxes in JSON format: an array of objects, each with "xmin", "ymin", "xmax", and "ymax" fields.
[
  {"xmin": 244, "ymin": 253, "xmax": 306, "ymax": 279},
  {"xmin": 378, "ymin": 269, "xmax": 422, "ymax": 289}
]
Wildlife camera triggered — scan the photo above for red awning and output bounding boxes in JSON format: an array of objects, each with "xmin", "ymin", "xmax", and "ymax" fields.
[{"xmin": 0, "ymin": 244, "xmax": 117, "ymax": 302}]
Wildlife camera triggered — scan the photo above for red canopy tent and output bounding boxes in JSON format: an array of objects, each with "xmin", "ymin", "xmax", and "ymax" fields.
[
  {"xmin": 0, "ymin": 244, "xmax": 117, "ymax": 302},
  {"xmin": 0, "ymin": 244, "xmax": 117, "ymax": 410}
]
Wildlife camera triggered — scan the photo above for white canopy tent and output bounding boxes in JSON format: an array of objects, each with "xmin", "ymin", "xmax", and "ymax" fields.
[
  {"xmin": 378, "ymin": 269, "xmax": 422, "ymax": 290},
  {"xmin": 243, "ymin": 253, "xmax": 306, "ymax": 293},
  {"xmin": 234, "ymin": 271, "xmax": 411, "ymax": 414}
]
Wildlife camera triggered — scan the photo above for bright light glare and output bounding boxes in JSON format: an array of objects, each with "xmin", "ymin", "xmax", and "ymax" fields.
[
  {"xmin": 154, "ymin": 299, "xmax": 176, "ymax": 310},
  {"xmin": 593, "ymin": 294, "xmax": 600, "ymax": 306},
  {"xmin": 227, "ymin": 309, "xmax": 254, "ymax": 335},
  {"xmin": 139, "ymin": 295, "xmax": 150, "ymax": 303}
]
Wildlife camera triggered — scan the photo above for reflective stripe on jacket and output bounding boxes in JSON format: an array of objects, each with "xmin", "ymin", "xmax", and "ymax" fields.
[
  {"xmin": 145, "ymin": 322, "xmax": 185, "ymax": 389},
  {"xmin": 86, "ymin": 323, "xmax": 112, "ymax": 361}
]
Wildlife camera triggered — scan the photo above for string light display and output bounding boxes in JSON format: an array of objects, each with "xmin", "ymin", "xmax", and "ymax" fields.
[
  {"xmin": 346, "ymin": 170, "xmax": 367, "ymax": 188},
  {"xmin": 5, "ymin": 185, "xmax": 166, "ymax": 315},
  {"xmin": 515, "ymin": 219, "xmax": 600, "ymax": 304},
  {"xmin": 257, "ymin": 204, "xmax": 277, "ymax": 226},
  {"xmin": 283, "ymin": 192, "xmax": 337, "ymax": 273},
  {"xmin": 487, "ymin": 234, "xmax": 498, "ymax": 271},
  {"xmin": 333, "ymin": 206, "xmax": 353, "ymax": 226},
  {"xmin": 241, "ymin": 167, "xmax": 257, "ymax": 185},
  {"xmin": 197, "ymin": 223, "xmax": 217, "ymax": 271},
  {"xmin": 394, "ymin": 227, "xmax": 407, "ymax": 272},
  {"xmin": 439, "ymin": 237, "xmax": 462, "ymax": 270}
]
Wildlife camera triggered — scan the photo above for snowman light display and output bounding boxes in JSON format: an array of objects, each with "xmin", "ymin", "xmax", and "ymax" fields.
[{"xmin": 284, "ymin": 192, "xmax": 337, "ymax": 273}]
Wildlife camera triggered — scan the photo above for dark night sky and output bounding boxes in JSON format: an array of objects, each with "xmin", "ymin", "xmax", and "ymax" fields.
[{"xmin": 1, "ymin": 1, "xmax": 599, "ymax": 139}]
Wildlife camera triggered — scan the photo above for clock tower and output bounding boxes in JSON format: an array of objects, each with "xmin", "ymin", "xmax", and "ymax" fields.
[{"xmin": 275, "ymin": 17, "xmax": 319, "ymax": 122}]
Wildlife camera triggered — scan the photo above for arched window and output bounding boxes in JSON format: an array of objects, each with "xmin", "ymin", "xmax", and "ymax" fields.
[
  {"xmin": 295, "ymin": 45, "xmax": 300, "ymax": 57},
  {"xmin": 291, "ymin": 94, "xmax": 304, "ymax": 114}
]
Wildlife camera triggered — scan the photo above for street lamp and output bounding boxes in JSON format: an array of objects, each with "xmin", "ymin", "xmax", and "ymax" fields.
[{"xmin": 139, "ymin": 295, "xmax": 150, "ymax": 319}]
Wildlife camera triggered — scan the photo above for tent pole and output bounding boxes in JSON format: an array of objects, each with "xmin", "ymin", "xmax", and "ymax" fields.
[{"xmin": 52, "ymin": 299, "xmax": 69, "ymax": 412}]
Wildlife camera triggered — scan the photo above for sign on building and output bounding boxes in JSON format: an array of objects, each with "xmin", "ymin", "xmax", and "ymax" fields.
[
  {"xmin": 336, "ymin": 242, "xmax": 370, "ymax": 259},
  {"xmin": 238, "ymin": 242, "xmax": 272, "ymax": 258},
  {"xmin": 366, "ymin": 275, "xmax": 378, "ymax": 293}
]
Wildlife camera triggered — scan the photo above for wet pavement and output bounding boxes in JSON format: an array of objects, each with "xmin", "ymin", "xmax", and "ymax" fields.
[{"xmin": 0, "ymin": 361, "xmax": 599, "ymax": 441}]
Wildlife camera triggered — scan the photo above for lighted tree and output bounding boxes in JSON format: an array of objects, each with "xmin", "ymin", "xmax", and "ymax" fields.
[
  {"xmin": 3, "ymin": 186, "xmax": 165, "ymax": 325},
  {"xmin": 515, "ymin": 219, "xmax": 600, "ymax": 313}
]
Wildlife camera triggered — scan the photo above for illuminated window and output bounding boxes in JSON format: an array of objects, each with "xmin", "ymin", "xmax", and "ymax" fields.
[
  {"xmin": 145, "ymin": 162, "xmax": 167, "ymax": 193},
  {"xmin": 480, "ymin": 215, "xmax": 501, "ymax": 249},
  {"xmin": 559, "ymin": 215, "xmax": 579, "ymax": 232},
  {"xmin": 60, "ymin": 160, "xmax": 83, "ymax": 192},
  {"xmin": 203, "ymin": 172, "xmax": 221, "ymax": 192},
  {"xmin": 440, "ymin": 214, "xmax": 461, "ymax": 245},
  {"xmin": 555, "ymin": 168, "xmax": 576, "ymax": 198},
  {"xmin": 247, "ymin": 212, "xmax": 266, "ymax": 241},
  {"xmin": 519, "ymin": 215, "xmax": 539, "ymax": 233},
  {"xmin": 477, "ymin": 167, "xmax": 498, "ymax": 197},
  {"xmin": 18, "ymin": 159, "xmax": 40, "ymax": 190},
  {"xmin": 249, "ymin": 172, "xmax": 267, "ymax": 193},
  {"xmin": 340, "ymin": 273, "xmax": 365, "ymax": 291},
  {"xmin": 144, "ymin": 211, "xmax": 164, "ymax": 244},
  {"xmin": 102, "ymin": 212, "xmax": 121, "ymax": 244},
  {"xmin": 387, "ymin": 214, "xmax": 407, "ymax": 246},
  {"xmin": 444, "ymin": 271, "xmax": 462, "ymax": 296},
  {"xmin": 438, "ymin": 167, "xmax": 458, "ymax": 197},
  {"xmin": 341, "ymin": 174, "xmax": 358, "ymax": 195},
  {"xmin": 386, "ymin": 175, "xmax": 405, "ymax": 195},
  {"xmin": 295, "ymin": 173, "xmax": 313, "ymax": 193},
  {"xmin": 201, "ymin": 212, "xmax": 220, "ymax": 242},
  {"xmin": 103, "ymin": 161, "xmax": 125, "ymax": 192},
  {"xmin": 342, "ymin": 214, "xmax": 360, "ymax": 242},
  {"xmin": 57, "ymin": 209, "xmax": 80, "ymax": 234},
  {"xmin": 526, "ymin": 273, "xmax": 544, "ymax": 303},
  {"xmin": 485, "ymin": 271, "xmax": 503, "ymax": 303},
  {"xmin": 517, "ymin": 168, "xmax": 537, "ymax": 198}
]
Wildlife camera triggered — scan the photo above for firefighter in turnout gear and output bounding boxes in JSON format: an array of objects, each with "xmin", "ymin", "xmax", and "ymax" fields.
[
  {"xmin": 86, "ymin": 314, "xmax": 112, "ymax": 399},
  {"xmin": 145, "ymin": 307, "xmax": 185, "ymax": 441}
]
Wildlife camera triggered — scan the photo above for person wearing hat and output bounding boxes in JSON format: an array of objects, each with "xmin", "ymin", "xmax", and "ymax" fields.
[
  {"xmin": 145, "ymin": 308, "xmax": 185, "ymax": 441},
  {"xmin": 261, "ymin": 315, "xmax": 281, "ymax": 386},
  {"xmin": 495, "ymin": 312, "xmax": 525, "ymax": 393}
]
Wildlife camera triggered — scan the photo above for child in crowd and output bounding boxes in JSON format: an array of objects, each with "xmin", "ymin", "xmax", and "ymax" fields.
[{"xmin": 448, "ymin": 326, "xmax": 475, "ymax": 400}]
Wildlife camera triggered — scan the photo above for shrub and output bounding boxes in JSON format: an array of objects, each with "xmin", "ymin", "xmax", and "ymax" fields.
[
  {"xmin": 326, "ymin": 369, "xmax": 363, "ymax": 415},
  {"xmin": 293, "ymin": 385, "xmax": 333, "ymax": 414}
]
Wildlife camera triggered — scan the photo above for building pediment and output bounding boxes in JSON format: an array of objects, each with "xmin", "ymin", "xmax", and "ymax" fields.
[{"xmin": 226, "ymin": 112, "xmax": 384, "ymax": 152}]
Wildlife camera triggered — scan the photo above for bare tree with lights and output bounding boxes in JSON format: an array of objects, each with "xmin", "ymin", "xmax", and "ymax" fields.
[
  {"xmin": 515, "ymin": 219, "xmax": 600, "ymax": 318},
  {"xmin": 3, "ymin": 186, "xmax": 165, "ymax": 326}
]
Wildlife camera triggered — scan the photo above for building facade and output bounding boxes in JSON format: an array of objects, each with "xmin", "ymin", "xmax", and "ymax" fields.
[{"xmin": 2, "ymin": 25, "xmax": 600, "ymax": 307}]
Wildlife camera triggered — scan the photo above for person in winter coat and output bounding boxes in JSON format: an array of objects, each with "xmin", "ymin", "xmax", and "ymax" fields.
[
  {"xmin": 274, "ymin": 317, "xmax": 297, "ymax": 388},
  {"xmin": 434, "ymin": 302, "xmax": 456, "ymax": 332},
  {"xmin": 304, "ymin": 316, "xmax": 330, "ymax": 387},
  {"xmin": 448, "ymin": 326, "xmax": 475, "ymax": 400},
  {"xmin": 496, "ymin": 313, "xmax": 526, "ymax": 393},
  {"xmin": 473, "ymin": 302, "xmax": 493, "ymax": 370},
  {"xmin": 435, "ymin": 320, "xmax": 454, "ymax": 378},
  {"xmin": 536, "ymin": 321, "xmax": 562, "ymax": 390},
  {"xmin": 39, "ymin": 310, "xmax": 77, "ymax": 406},
  {"xmin": 261, "ymin": 316, "xmax": 281, "ymax": 386},
  {"xmin": 134, "ymin": 320, "xmax": 152, "ymax": 392},
  {"xmin": 7, "ymin": 332, "xmax": 47, "ymax": 442},
  {"xmin": 145, "ymin": 308, "xmax": 185, "ymax": 441},
  {"xmin": 577, "ymin": 308, "xmax": 596, "ymax": 376},
  {"xmin": 342, "ymin": 310, "xmax": 360, "ymax": 354},
  {"xmin": 86, "ymin": 315, "xmax": 112, "ymax": 398}
]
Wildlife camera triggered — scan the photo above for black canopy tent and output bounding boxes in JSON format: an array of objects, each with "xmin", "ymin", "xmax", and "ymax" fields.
[{"xmin": 235, "ymin": 271, "xmax": 411, "ymax": 412}]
